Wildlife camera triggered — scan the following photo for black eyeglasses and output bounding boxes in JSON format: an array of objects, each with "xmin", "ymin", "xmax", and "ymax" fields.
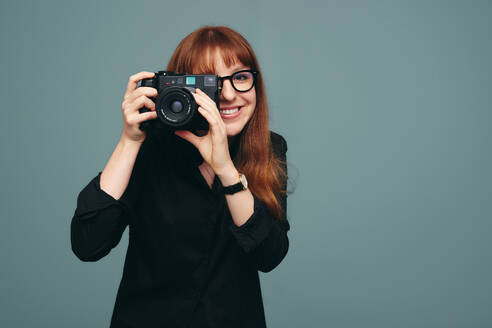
[{"xmin": 217, "ymin": 70, "xmax": 258, "ymax": 93}]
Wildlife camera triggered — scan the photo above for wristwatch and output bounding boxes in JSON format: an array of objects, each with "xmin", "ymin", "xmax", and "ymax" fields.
[{"xmin": 222, "ymin": 173, "xmax": 248, "ymax": 195}]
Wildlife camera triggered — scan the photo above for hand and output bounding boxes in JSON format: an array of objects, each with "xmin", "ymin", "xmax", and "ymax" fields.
[
  {"xmin": 121, "ymin": 71, "xmax": 158, "ymax": 144},
  {"xmin": 174, "ymin": 88, "xmax": 235, "ymax": 175}
]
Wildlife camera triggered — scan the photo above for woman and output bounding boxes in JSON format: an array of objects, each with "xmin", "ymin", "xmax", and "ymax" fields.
[{"xmin": 71, "ymin": 25, "xmax": 290, "ymax": 328}]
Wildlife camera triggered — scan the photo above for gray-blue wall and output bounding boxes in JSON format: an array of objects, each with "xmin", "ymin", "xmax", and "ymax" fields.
[{"xmin": 1, "ymin": 0, "xmax": 491, "ymax": 327}]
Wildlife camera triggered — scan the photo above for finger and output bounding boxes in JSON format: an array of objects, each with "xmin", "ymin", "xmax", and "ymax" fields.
[
  {"xmin": 124, "ymin": 71, "xmax": 155, "ymax": 99},
  {"xmin": 192, "ymin": 90, "xmax": 206, "ymax": 107},
  {"xmin": 126, "ymin": 111, "xmax": 158, "ymax": 125},
  {"xmin": 174, "ymin": 130, "xmax": 202, "ymax": 148},
  {"xmin": 197, "ymin": 106, "xmax": 218, "ymax": 127},
  {"xmin": 194, "ymin": 95, "xmax": 224, "ymax": 128},
  {"xmin": 193, "ymin": 91, "xmax": 221, "ymax": 123},
  {"xmin": 126, "ymin": 87, "xmax": 158, "ymax": 103},
  {"xmin": 123, "ymin": 95, "xmax": 156, "ymax": 114},
  {"xmin": 198, "ymin": 107, "xmax": 226, "ymax": 138},
  {"xmin": 194, "ymin": 89, "xmax": 216, "ymax": 107},
  {"xmin": 201, "ymin": 106, "xmax": 224, "ymax": 130}
]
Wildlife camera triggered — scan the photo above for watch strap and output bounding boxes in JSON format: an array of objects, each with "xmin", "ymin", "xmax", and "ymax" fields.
[
  {"xmin": 222, "ymin": 173, "xmax": 247, "ymax": 195},
  {"xmin": 222, "ymin": 182, "xmax": 245, "ymax": 194}
]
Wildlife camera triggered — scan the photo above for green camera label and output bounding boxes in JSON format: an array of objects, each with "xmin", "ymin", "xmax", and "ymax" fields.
[{"xmin": 186, "ymin": 77, "xmax": 196, "ymax": 85}]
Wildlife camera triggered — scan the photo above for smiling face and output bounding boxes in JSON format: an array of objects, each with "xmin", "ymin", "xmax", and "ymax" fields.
[{"xmin": 212, "ymin": 53, "xmax": 256, "ymax": 137}]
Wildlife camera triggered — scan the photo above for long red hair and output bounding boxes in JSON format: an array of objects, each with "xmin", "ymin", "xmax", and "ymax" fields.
[{"xmin": 167, "ymin": 26, "xmax": 287, "ymax": 220}]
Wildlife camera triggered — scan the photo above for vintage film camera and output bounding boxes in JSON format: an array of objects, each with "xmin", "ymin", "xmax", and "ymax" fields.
[{"xmin": 138, "ymin": 71, "xmax": 220, "ymax": 132}]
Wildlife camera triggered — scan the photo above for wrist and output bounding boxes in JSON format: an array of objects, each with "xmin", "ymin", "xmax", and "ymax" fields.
[
  {"xmin": 217, "ymin": 164, "xmax": 239, "ymax": 186},
  {"xmin": 120, "ymin": 135, "xmax": 144, "ymax": 150}
]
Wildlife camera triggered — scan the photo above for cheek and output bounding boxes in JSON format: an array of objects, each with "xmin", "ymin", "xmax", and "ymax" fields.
[
  {"xmin": 245, "ymin": 93, "xmax": 256, "ymax": 119},
  {"xmin": 250, "ymin": 88, "xmax": 257, "ymax": 106},
  {"xmin": 249, "ymin": 94, "xmax": 256, "ymax": 114},
  {"xmin": 244, "ymin": 89, "xmax": 256, "ymax": 109}
]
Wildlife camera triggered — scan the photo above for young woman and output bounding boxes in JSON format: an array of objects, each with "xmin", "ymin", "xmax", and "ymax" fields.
[{"xmin": 71, "ymin": 25, "xmax": 290, "ymax": 328}]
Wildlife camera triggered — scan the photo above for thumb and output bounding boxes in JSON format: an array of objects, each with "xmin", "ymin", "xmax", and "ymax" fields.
[{"xmin": 174, "ymin": 130, "xmax": 201, "ymax": 148}]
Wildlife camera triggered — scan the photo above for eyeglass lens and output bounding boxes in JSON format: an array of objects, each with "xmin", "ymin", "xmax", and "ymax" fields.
[
  {"xmin": 219, "ymin": 71, "xmax": 255, "ymax": 92},
  {"xmin": 231, "ymin": 71, "xmax": 254, "ymax": 91}
]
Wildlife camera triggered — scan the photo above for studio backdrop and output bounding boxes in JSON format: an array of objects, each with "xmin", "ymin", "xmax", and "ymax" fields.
[{"xmin": 1, "ymin": 0, "xmax": 491, "ymax": 327}]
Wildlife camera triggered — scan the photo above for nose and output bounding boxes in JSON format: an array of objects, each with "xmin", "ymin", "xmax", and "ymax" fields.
[{"xmin": 220, "ymin": 79, "xmax": 236, "ymax": 102}]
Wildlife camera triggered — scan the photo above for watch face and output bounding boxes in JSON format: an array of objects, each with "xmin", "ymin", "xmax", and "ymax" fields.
[{"xmin": 240, "ymin": 174, "xmax": 248, "ymax": 189}]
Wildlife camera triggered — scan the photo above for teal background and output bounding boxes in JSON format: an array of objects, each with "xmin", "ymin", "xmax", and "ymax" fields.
[{"xmin": 1, "ymin": 0, "xmax": 491, "ymax": 327}]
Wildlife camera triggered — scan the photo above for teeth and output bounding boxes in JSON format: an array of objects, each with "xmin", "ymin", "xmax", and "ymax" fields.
[{"xmin": 220, "ymin": 107, "xmax": 239, "ymax": 115}]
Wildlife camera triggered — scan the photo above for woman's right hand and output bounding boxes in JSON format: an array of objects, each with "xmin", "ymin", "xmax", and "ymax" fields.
[{"xmin": 121, "ymin": 71, "xmax": 158, "ymax": 144}]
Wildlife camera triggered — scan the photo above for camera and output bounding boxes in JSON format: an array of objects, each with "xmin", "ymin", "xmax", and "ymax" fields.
[{"xmin": 138, "ymin": 71, "xmax": 219, "ymax": 133}]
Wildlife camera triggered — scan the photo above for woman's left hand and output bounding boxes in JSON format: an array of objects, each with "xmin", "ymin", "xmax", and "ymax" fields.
[{"xmin": 174, "ymin": 88, "xmax": 234, "ymax": 175}]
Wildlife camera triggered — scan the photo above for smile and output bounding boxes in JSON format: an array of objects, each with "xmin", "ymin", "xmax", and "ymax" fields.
[
  {"xmin": 220, "ymin": 107, "xmax": 239, "ymax": 114},
  {"xmin": 219, "ymin": 106, "xmax": 243, "ymax": 119}
]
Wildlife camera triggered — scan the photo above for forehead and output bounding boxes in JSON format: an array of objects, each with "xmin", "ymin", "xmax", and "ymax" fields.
[{"xmin": 194, "ymin": 48, "xmax": 250, "ymax": 75}]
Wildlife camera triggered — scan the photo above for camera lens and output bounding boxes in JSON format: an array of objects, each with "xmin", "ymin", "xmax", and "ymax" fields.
[
  {"xmin": 156, "ymin": 87, "xmax": 197, "ymax": 128},
  {"xmin": 170, "ymin": 100, "xmax": 183, "ymax": 113}
]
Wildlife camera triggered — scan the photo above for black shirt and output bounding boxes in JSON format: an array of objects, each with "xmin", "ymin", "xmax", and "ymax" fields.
[{"xmin": 70, "ymin": 129, "xmax": 290, "ymax": 328}]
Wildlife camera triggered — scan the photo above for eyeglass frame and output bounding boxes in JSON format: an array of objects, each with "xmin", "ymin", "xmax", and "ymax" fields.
[{"xmin": 217, "ymin": 69, "xmax": 258, "ymax": 93}]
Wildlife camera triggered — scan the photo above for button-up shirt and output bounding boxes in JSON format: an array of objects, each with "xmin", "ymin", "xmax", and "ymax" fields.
[{"xmin": 71, "ymin": 129, "xmax": 290, "ymax": 328}]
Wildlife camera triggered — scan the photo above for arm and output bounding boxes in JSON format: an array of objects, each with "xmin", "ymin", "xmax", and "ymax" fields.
[
  {"xmin": 219, "ymin": 134, "xmax": 290, "ymax": 273},
  {"xmin": 70, "ymin": 135, "xmax": 143, "ymax": 262},
  {"xmin": 99, "ymin": 135, "xmax": 143, "ymax": 200}
]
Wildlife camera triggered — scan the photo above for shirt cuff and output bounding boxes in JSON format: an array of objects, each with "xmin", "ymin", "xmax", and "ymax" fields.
[
  {"xmin": 228, "ymin": 193, "xmax": 276, "ymax": 254},
  {"xmin": 74, "ymin": 171, "xmax": 123, "ymax": 220}
]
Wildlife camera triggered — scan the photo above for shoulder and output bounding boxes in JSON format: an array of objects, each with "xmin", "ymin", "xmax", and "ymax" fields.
[{"xmin": 270, "ymin": 130, "xmax": 288, "ymax": 156}]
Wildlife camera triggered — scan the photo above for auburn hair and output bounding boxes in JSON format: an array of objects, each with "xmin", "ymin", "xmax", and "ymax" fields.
[{"xmin": 166, "ymin": 25, "xmax": 287, "ymax": 220}]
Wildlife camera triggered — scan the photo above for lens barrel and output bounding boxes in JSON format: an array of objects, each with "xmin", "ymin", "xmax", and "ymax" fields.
[{"xmin": 156, "ymin": 87, "xmax": 197, "ymax": 127}]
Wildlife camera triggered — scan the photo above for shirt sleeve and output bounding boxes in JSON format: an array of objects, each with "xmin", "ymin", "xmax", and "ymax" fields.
[
  {"xmin": 70, "ymin": 140, "xmax": 145, "ymax": 262},
  {"xmin": 228, "ymin": 133, "xmax": 290, "ymax": 273}
]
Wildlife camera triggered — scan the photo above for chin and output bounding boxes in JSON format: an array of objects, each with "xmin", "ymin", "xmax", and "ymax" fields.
[{"xmin": 225, "ymin": 124, "xmax": 244, "ymax": 137}]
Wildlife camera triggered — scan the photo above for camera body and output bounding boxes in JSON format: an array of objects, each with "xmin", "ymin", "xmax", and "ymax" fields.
[{"xmin": 138, "ymin": 71, "xmax": 219, "ymax": 133}]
